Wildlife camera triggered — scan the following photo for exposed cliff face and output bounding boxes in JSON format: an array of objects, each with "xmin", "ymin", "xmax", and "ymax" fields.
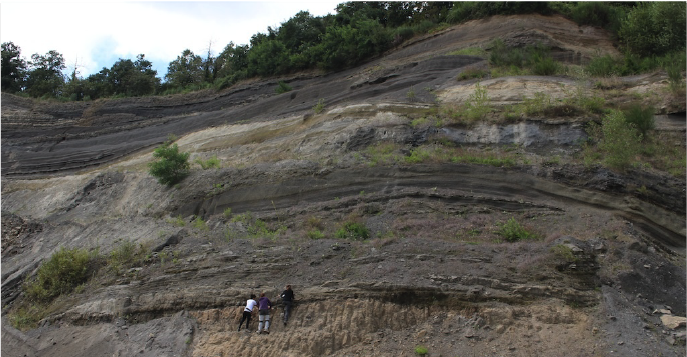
[{"xmin": 2, "ymin": 14, "xmax": 685, "ymax": 357}]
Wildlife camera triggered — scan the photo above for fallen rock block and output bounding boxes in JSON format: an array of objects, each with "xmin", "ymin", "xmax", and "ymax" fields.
[{"xmin": 660, "ymin": 315, "xmax": 687, "ymax": 330}]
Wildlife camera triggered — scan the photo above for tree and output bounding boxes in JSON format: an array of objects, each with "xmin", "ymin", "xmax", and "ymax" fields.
[
  {"xmin": 109, "ymin": 54, "xmax": 159, "ymax": 96},
  {"xmin": 165, "ymin": 49, "xmax": 204, "ymax": 89},
  {"xmin": 619, "ymin": 2, "xmax": 687, "ymax": 56},
  {"xmin": 1, "ymin": 42, "xmax": 27, "ymax": 93},
  {"xmin": 25, "ymin": 50, "xmax": 66, "ymax": 98},
  {"xmin": 246, "ymin": 40, "xmax": 289, "ymax": 77},
  {"xmin": 148, "ymin": 138, "xmax": 190, "ymax": 186}
]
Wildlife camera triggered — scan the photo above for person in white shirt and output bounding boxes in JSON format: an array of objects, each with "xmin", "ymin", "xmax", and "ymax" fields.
[{"xmin": 238, "ymin": 294, "xmax": 257, "ymax": 332}]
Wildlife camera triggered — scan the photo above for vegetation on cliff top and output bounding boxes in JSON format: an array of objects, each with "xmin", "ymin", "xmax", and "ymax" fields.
[{"xmin": 2, "ymin": 2, "xmax": 685, "ymax": 100}]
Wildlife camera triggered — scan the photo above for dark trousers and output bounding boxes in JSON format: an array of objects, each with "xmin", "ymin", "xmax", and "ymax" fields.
[
  {"xmin": 238, "ymin": 311, "xmax": 252, "ymax": 330},
  {"xmin": 283, "ymin": 301, "xmax": 292, "ymax": 322}
]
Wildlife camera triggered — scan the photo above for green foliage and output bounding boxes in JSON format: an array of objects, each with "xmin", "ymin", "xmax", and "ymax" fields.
[
  {"xmin": 195, "ymin": 155, "xmax": 220, "ymax": 169},
  {"xmin": 1, "ymin": 42, "xmax": 27, "ymax": 93},
  {"xmin": 521, "ymin": 92, "xmax": 553, "ymax": 116},
  {"xmin": 530, "ymin": 52, "xmax": 560, "ymax": 75},
  {"xmin": 24, "ymin": 247, "xmax": 91, "ymax": 303},
  {"xmin": 463, "ymin": 82, "xmax": 490, "ymax": 121},
  {"xmin": 365, "ymin": 142, "xmax": 402, "ymax": 166},
  {"xmin": 307, "ymin": 229, "xmax": 325, "ymax": 239},
  {"xmin": 622, "ymin": 104, "xmax": 654, "ymax": 138},
  {"xmin": 589, "ymin": 110, "xmax": 643, "ymax": 170},
  {"xmin": 404, "ymin": 147, "xmax": 432, "ymax": 163},
  {"xmin": 585, "ymin": 51, "xmax": 685, "ymax": 78},
  {"xmin": 551, "ymin": 244, "xmax": 578, "ymax": 263},
  {"xmin": 276, "ymin": 81, "xmax": 293, "ymax": 94},
  {"xmin": 25, "ymin": 50, "xmax": 66, "ymax": 98},
  {"xmin": 108, "ymin": 240, "xmax": 147, "ymax": 274},
  {"xmin": 313, "ymin": 98, "xmax": 325, "ymax": 114},
  {"xmin": 447, "ymin": 2, "xmax": 550, "ymax": 24},
  {"xmin": 600, "ymin": 110, "xmax": 643, "ymax": 169},
  {"xmin": 457, "ymin": 66, "xmax": 489, "ymax": 81},
  {"xmin": 585, "ymin": 55, "xmax": 619, "ymax": 77},
  {"xmin": 489, "ymin": 40, "xmax": 526, "ymax": 68},
  {"xmin": 8, "ymin": 304, "xmax": 46, "ymax": 330},
  {"xmin": 306, "ymin": 216, "xmax": 325, "ymax": 230},
  {"xmin": 336, "ymin": 222, "xmax": 370, "ymax": 240},
  {"xmin": 570, "ymin": 2, "xmax": 626, "ymax": 34},
  {"xmin": 192, "ymin": 216, "xmax": 209, "ymax": 231},
  {"xmin": 414, "ymin": 345, "xmax": 429, "ymax": 356},
  {"xmin": 619, "ymin": 2, "xmax": 686, "ymax": 57},
  {"xmin": 223, "ymin": 207, "xmax": 233, "ymax": 218},
  {"xmin": 489, "ymin": 40, "xmax": 561, "ymax": 76},
  {"xmin": 496, "ymin": 218, "xmax": 535, "ymax": 242},
  {"xmin": 451, "ymin": 154, "xmax": 515, "ymax": 167},
  {"xmin": 165, "ymin": 49, "xmax": 205, "ymax": 89},
  {"xmin": 168, "ymin": 215, "xmax": 186, "ymax": 227},
  {"xmin": 406, "ymin": 86, "xmax": 416, "ymax": 101},
  {"xmin": 229, "ymin": 211, "xmax": 285, "ymax": 239},
  {"xmin": 148, "ymin": 138, "xmax": 190, "ymax": 186}
]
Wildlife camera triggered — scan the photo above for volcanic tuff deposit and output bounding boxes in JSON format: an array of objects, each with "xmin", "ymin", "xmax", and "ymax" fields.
[{"xmin": 2, "ymin": 14, "xmax": 685, "ymax": 357}]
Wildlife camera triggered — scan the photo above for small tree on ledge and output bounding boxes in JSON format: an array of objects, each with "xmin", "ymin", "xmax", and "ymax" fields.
[{"xmin": 148, "ymin": 136, "xmax": 190, "ymax": 186}]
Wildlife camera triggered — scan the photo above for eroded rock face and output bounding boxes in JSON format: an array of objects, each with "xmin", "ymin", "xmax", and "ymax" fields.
[{"xmin": 1, "ymin": 13, "xmax": 685, "ymax": 357}]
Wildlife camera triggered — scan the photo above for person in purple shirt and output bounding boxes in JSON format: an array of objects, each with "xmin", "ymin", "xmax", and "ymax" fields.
[{"xmin": 257, "ymin": 292, "xmax": 272, "ymax": 334}]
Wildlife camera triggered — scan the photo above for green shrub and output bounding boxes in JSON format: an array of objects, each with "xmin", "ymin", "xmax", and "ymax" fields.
[
  {"xmin": 489, "ymin": 40, "xmax": 525, "ymax": 68},
  {"xmin": 586, "ymin": 55, "xmax": 620, "ymax": 77},
  {"xmin": 8, "ymin": 304, "xmax": 46, "ymax": 330},
  {"xmin": 414, "ymin": 345, "xmax": 429, "ymax": 356},
  {"xmin": 392, "ymin": 26, "xmax": 415, "ymax": 44},
  {"xmin": 449, "ymin": 47, "xmax": 487, "ymax": 57},
  {"xmin": 619, "ymin": 2, "xmax": 686, "ymax": 57},
  {"xmin": 446, "ymin": 2, "xmax": 550, "ymax": 24},
  {"xmin": 223, "ymin": 207, "xmax": 233, "ymax": 218},
  {"xmin": 452, "ymin": 154, "xmax": 516, "ymax": 167},
  {"xmin": 551, "ymin": 244, "xmax": 578, "ymax": 262},
  {"xmin": 275, "ymin": 81, "xmax": 293, "ymax": 94},
  {"xmin": 521, "ymin": 92, "xmax": 552, "ymax": 116},
  {"xmin": 306, "ymin": 216, "xmax": 325, "ymax": 230},
  {"xmin": 599, "ymin": 110, "xmax": 643, "ymax": 170},
  {"xmin": 108, "ymin": 240, "xmax": 145, "ymax": 273},
  {"xmin": 622, "ymin": 104, "xmax": 654, "ymax": 138},
  {"xmin": 571, "ymin": 2, "xmax": 626, "ymax": 34},
  {"xmin": 307, "ymin": 229, "xmax": 325, "ymax": 239},
  {"xmin": 148, "ymin": 138, "xmax": 190, "ymax": 186},
  {"xmin": 336, "ymin": 222, "xmax": 370, "ymax": 240},
  {"xmin": 530, "ymin": 53, "xmax": 560, "ymax": 75},
  {"xmin": 24, "ymin": 247, "xmax": 91, "ymax": 303},
  {"xmin": 458, "ymin": 66, "xmax": 489, "ymax": 81},
  {"xmin": 313, "ymin": 98, "xmax": 325, "ymax": 114},
  {"xmin": 464, "ymin": 82, "xmax": 490, "ymax": 121},
  {"xmin": 496, "ymin": 218, "xmax": 535, "ymax": 242},
  {"xmin": 195, "ymin": 155, "xmax": 220, "ymax": 169},
  {"xmin": 168, "ymin": 215, "xmax": 186, "ymax": 227},
  {"xmin": 192, "ymin": 216, "xmax": 209, "ymax": 231},
  {"xmin": 366, "ymin": 142, "xmax": 402, "ymax": 166},
  {"xmin": 404, "ymin": 147, "xmax": 432, "ymax": 163}
]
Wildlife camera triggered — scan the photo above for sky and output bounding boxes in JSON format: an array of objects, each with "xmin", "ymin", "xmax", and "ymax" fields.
[{"xmin": 1, "ymin": 1, "xmax": 342, "ymax": 79}]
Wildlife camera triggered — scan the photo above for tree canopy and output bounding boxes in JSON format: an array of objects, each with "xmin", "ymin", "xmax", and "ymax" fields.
[{"xmin": 3, "ymin": 1, "xmax": 685, "ymax": 100}]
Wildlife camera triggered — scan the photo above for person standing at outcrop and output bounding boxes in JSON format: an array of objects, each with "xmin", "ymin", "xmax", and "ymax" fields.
[
  {"xmin": 257, "ymin": 292, "xmax": 273, "ymax": 334},
  {"xmin": 280, "ymin": 285, "xmax": 295, "ymax": 326},
  {"xmin": 238, "ymin": 294, "xmax": 258, "ymax": 332}
]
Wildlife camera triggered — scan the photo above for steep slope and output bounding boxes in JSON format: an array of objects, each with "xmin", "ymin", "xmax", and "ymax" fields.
[{"xmin": 2, "ymin": 14, "xmax": 685, "ymax": 357}]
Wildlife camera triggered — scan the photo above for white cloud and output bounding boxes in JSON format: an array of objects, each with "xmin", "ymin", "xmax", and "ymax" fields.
[{"xmin": 1, "ymin": 1, "xmax": 340, "ymax": 77}]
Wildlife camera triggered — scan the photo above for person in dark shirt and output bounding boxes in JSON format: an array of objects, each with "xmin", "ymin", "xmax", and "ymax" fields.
[
  {"xmin": 257, "ymin": 292, "xmax": 272, "ymax": 334},
  {"xmin": 280, "ymin": 285, "xmax": 295, "ymax": 326}
]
